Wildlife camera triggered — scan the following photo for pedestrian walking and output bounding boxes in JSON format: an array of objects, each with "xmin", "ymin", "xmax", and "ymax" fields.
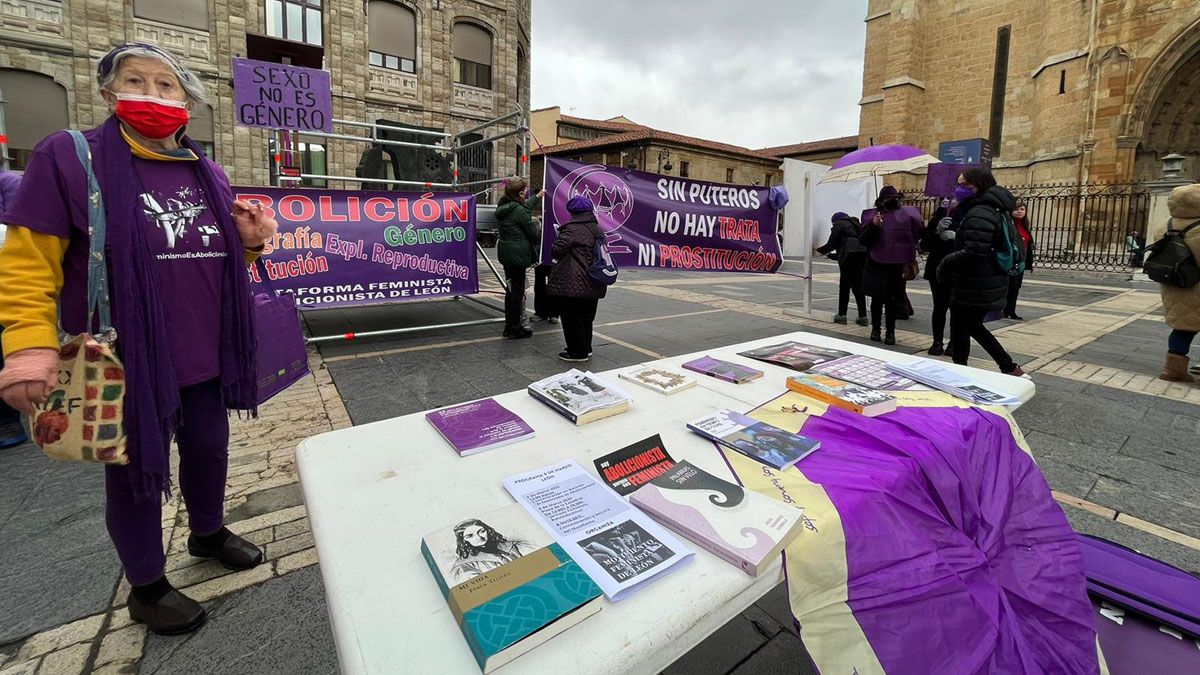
[
  {"xmin": 859, "ymin": 186, "xmax": 922, "ymax": 345},
  {"xmin": 1155, "ymin": 184, "xmax": 1200, "ymax": 383},
  {"xmin": 495, "ymin": 178, "xmax": 543, "ymax": 339},
  {"xmin": 815, "ymin": 211, "xmax": 869, "ymax": 326},
  {"xmin": 1126, "ymin": 231, "xmax": 1146, "ymax": 269},
  {"xmin": 0, "ymin": 43, "xmax": 275, "ymax": 634},
  {"xmin": 547, "ymin": 196, "xmax": 608, "ymax": 362},
  {"xmin": 921, "ymin": 199, "xmax": 957, "ymax": 355},
  {"xmin": 0, "ymin": 168, "xmax": 29, "ymax": 449},
  {"xmin": 1004, "ymin": 201, "xmax": 1035, "ymax": 321},
  {"xmin": 937, "ymin": 169, "xmax": 1024, "ymax": 376}
]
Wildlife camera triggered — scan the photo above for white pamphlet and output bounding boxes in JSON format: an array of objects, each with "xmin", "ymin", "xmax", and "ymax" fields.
[
  {"xmin": 887, "ymin": 359, "xmax": 1020, "ymax": 406},
  {"xmin": 502, "ymin": 460, "xmax": 693, "ymax": 601}
]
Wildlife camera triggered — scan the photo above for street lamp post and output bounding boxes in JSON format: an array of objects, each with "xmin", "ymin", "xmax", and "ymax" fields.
[{"xmin": 656, "ymin": 148, "xmax": 672, "ymax": 173}]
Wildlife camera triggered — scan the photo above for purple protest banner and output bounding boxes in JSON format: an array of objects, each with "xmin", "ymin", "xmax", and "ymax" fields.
[
  {"xmin": 232, "ymin": 57, "xmax": 333, "ymax": 133},
  {"xmin": 234, "ymin": 187, "xmax": 478, "ymax": 309},
  {"xmin": 540, "ymin": 157, "xmax": 783, "ymax": 274}
]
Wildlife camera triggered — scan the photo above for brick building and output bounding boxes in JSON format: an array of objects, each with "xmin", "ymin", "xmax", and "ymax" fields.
[
  {"xmin": 858, "ymin": 0, "xmax": 1200, "ymax": 184},
  {"xmin": 0, "ymin": 0, "xmax": 530, "ymax": 188},
  {"xmin": 530, "ymin": 106, "xmax": 783, "ymax": 189}
]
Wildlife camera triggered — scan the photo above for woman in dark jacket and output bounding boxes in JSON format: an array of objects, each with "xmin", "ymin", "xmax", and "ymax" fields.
[
  {"xmin": 548, "ymin": 196, "xmax": 607, "ymax": 362},
  {"xmin": 860, "ymin": 186, "xmax": 922, "ymax": 345},
  {"xmin": 922, "ymin": 199, "xmax": 958, "ymax": 354},
  {"xmin": 937, "ymin": 169, "xmax": 1024, "ymax": 376},
  {"xmin": 495, "ymin": 179, "xmax": 544, "ymax": 339},
  {"xmin": 1004, "ymin": 201, "xmax": 1035, "ymax": 320},
  {"xmin": 816, "ymin": 212, "xmax": 869, "ymax": 325}
]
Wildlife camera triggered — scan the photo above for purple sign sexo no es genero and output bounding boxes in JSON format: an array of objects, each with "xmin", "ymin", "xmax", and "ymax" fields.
[{"xmin": 232, "ymin": 57, "xmax": 333, "ymax": 133}]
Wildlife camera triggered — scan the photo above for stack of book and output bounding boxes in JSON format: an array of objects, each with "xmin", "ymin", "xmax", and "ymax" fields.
[
  {"xmin": 687, "ymin": 410, "xmax": 820, "ymax": 470},
  {"xmin": 682, "ymin": 356, "xmax": 763, "ymax": 383},
  {"xmin": 420, "ymin": 504, "xmax": 602, "ymax": 672},
  {"xmin": 887, "ymin": 360, "xmax": 1020, "ymax": 406},
  {"xmin": 528, "ymin": 370, "xmax": 632, "ymax": 425},
  {"xmin": 630, "ymin": 461, "xmax": 807, "ymax": 576},
  {"xmin": 618, "ymin": 366, "xmax": 697, "ymax": 395},
  {"xmin": 736, "ymin": 342, "xmax": 851, "ymax": 372},
  {"xmin": 786, "ymin": 373, "xmax": 897, "ymax": 417},
  {"xmin": 425, "ymin": 399, "xmax": 535, "ymax": 456}
]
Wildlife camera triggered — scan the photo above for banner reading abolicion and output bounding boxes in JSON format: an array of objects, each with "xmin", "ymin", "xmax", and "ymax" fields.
[
  {"xmin": 234, "ymin": 187, "xmax": 478, "ymax": 309},
  {"xmin": 540, "ymin": 157, "xmax": 782, "ymax": 274}
]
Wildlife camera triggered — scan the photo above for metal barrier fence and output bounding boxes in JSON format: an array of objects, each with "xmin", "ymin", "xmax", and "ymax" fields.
[{"xmin": 908, "ymin": 182, "xmax": 1150, "ymax": 273}]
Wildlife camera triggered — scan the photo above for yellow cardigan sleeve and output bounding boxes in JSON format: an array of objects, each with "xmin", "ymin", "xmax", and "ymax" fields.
[{"xmin": 0, "ymin": 225, "xmax": 68, "ymax": 357}]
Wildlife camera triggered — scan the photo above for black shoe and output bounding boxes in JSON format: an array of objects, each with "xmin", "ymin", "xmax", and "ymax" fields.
[
  {"xmin": 0, "ymin": 419, "xmax": 28, "ymax": 449},
  {"xmin": 855, "ymin": 316, "xmax": 869, "ymax": 326},
  {"xmin": 1005, "ymin": 313, "xmax": 1024, "ymax": 321},
  {"xmin": 832, "ymin": 314, "xmax": 848, "ymax": 325},
  {"xmin": 869, "ymin": 330, "xmax": 882, "ymax": 343},
  {"xmin": 884, "ymin": 333, "xmax": 897, "ymax": 346},
  {"xmin": 927, "ymin": 343, "xmax": 944, "ymax": 356},
  {"xmin": 557, "ymin": 351, "xmax": 590, "ymax": 363},
  {"xmin": 128, "ymin": 584, "xmax": 207, "ymax": 636},
  {"xmin": 187, "ymin": 529, "xmax": 265, "ymax": 570},
  {"xmin": 504, "ymin": 327, "xmax": 533, "ymax": 339}
]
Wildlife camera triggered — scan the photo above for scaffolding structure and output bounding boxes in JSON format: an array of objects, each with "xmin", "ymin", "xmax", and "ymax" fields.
[{"xmin": 268, "ymin": 110, "xmax": 530, "ymax": 344}]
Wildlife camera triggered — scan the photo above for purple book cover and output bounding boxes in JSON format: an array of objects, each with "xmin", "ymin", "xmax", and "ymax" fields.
[
  {"xmin": 681, "ymin": 356, "xmax": 763, "ymax": 383},
  {"xmin": 425, "ymin": 399, "xmax": 535, "ymax": 456},
  {"xmin": 630, "ymin": 461, "xmax": 804, "ymax": 575}
]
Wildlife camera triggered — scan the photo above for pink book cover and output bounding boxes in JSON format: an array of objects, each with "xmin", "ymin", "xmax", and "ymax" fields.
[{"xmin": 629, "ymin": 461, "xmax": 804, "ymax": 575}]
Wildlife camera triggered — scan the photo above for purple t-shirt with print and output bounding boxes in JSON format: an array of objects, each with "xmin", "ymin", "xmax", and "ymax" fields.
[{"xmin": 2, "ymin": 129, "xmax": 230, "ymax": 386}]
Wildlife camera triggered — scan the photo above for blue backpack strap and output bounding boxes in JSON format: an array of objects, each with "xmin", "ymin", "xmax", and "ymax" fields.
[{"xmin": 65, "ymin": 129, "xmax": 113, "ymax": 335}]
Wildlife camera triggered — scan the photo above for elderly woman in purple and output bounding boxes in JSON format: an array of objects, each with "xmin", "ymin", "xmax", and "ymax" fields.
[{"xmin": 0, "ymin": 43, "xmax": 277, "ymax": 635}]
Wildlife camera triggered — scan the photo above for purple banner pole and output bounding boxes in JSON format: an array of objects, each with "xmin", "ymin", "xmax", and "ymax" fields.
[
  {"xmin": 540, "ymin": 157, "xmax": 783, "ymax": 274},
  {"xmin": 234, "ymin": 187, "xmax": 479, "ymax": 310}
]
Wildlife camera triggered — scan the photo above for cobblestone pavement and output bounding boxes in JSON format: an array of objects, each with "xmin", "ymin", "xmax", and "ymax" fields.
[{"xmin": 1, "ymin": 262, "xmax": 1197, "ymax": 674}]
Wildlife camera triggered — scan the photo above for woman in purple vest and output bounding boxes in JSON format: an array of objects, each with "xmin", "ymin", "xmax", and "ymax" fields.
[{"xmin": 859, "ymin": 186, "xmax": 922, "ymax": 345}]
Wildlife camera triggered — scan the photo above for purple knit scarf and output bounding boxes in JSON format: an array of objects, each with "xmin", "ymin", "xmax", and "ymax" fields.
[{"xmin": 94, "ymin": 116, "xmax": 258, "ymax": 502}]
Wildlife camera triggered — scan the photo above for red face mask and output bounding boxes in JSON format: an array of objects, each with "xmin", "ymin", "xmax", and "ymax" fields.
[{"xmin": 113, "ymin": 93, "xmax": 189, "ymax": 140}]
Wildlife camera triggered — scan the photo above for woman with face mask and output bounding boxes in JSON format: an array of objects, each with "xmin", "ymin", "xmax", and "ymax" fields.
[
  {"xmin": 1004, "ymin": 201, "xmax": 1035, "ymax": 320},
  {"xmin": 937, "ymin": 169, "xmax": 1024, "ymax": 376},
  {"xmin": 0, "ymin": 43, "xmax": 278, "ymax": 635},
  {"xmin": 858, "ymin": 186, "xmax": 923, "ymax": 345}
]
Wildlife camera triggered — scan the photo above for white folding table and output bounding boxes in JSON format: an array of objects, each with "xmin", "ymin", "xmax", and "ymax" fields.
[{"xmin": 296, "ymin": 331, "xmax": 1035, "ymax": 674}]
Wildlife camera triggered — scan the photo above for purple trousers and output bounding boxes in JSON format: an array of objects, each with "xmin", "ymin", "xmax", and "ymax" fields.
[{"xmin": 105, "ymin": 378, "xmax": 229, "ymax": 585}]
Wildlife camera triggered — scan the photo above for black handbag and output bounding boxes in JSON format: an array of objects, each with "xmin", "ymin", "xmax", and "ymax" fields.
[{"xmin": 1143, "ymin": 219, "xmax": 1200, "ymax": 288}]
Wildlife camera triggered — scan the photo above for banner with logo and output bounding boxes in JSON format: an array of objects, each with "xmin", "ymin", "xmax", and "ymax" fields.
[
  {"xmin": 540, "ymin": 157, "xmax": 782, "ymax": 274},
  {"xmin": 234, "ymin": 187, "xmax": 478, "ymax": 309}
]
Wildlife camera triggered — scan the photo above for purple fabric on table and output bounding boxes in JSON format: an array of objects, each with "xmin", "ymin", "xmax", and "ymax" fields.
[
  {"xmin": 1077, "ymin": 534, "xmax": 1200, "ymax": 638},
  {"xmin": 1090, "ymin": 597, "xmax": 1200, "ymax": 675},
  {"xmin": 795, "ymin": 405, "xmax": 1098, "ymax": 674},
  {"xmin": 832, "ymin": 144, "xmax": 930, "ymax": 170}
]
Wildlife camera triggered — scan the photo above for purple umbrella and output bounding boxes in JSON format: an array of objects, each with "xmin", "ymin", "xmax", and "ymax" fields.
[
  {"xmin": 820, "ymin": 144, "xmax": 940, "ymax": 184},
  {"xmin": 832, "ymin": 144, "xmax": 931, "ymax": 169}
]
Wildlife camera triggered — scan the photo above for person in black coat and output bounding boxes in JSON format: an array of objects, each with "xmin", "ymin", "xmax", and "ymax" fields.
[
  {"xmin": 921, "ymin": 200, "xmax": 957, "ymax": 355},
  {"xmin": 937, "ymin": 169, "xmax": 1024, "ymax": 376},
  {"xmin": 1004, "ymin": 201, "xmax": 1036, "ymax": 320},
  {"xmin": 815, "ymin": 212, "xmax": 869, "ymax": 326},
  {"xmin": 548, "ymin": 196, "xmax": 608, "ymax": 362}
]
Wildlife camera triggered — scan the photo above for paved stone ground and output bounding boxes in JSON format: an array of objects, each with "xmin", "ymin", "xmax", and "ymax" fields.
[{"xmin": 2, "ymin": 260, "xmax": 1198, "ymax": 674}]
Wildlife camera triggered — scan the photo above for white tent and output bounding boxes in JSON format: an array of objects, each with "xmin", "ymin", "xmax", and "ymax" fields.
[{"xmin": 781, "ymin": 158, "xmax": 882, "ymax": 315}]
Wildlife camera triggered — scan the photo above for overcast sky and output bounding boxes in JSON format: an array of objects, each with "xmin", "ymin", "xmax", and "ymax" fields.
[{"xmin": 530, "ymin": 0, "xmax": 868, "ymax": 150}]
